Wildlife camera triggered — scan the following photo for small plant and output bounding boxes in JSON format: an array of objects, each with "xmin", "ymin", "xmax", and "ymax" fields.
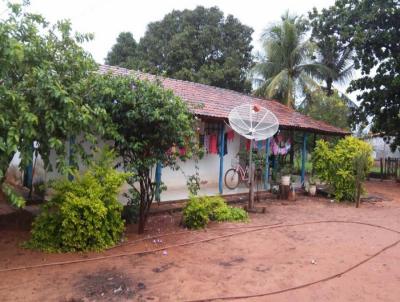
[
  {"xmin": 308, "ymin": 176, "xmax": 317, "ymax": 185},
  {"xmin": 186, "ymin": 173, "xmax": 201, "ymax": 196},
  {"xmin": 25, "ymin": 149, "xmax": 129, "ymax": 252},
  {"xmin": 122, "ymin": 188, "xmax": 140, "ymax": 224},
  {"xmin": 280, "ymin": 165, "xmax": 292, "ymax": 176},
  {"xmin": 182, "ymin": 195, "xmax": 248, "ymax": 229},
  {"xmin": 33, "ymin": 179, "xmax": 47, "ymax": 199}
]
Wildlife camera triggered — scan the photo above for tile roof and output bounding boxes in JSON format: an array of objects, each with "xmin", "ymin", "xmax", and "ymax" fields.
[{"xmin": 99, "ymin": 65, "xmax": 349, "ymax": 135}]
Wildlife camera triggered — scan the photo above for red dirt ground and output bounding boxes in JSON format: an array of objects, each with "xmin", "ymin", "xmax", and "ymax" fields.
[{"xmin": 0, "ymin": 179, "xmax": 400, "ymax": 302}]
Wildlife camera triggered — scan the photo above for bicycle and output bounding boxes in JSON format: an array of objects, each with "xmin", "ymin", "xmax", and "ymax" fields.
[{"xmin": 224, "ymin": 159, "xmax": 250, "ymax": 190}]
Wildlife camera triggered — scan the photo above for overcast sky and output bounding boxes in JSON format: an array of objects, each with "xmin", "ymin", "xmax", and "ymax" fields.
[
  {"xmin": 2, "ymin": 0, "xmax": 335, "ymax": 63},
  {"xmin": 2, "ymin": 0, "xmax": 358, "ymax": 100}
]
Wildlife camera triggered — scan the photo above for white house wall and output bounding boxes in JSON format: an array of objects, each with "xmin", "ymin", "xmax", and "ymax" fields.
[
  {"xmin": 161, "ymin": 133, "xmax": 241, "ymax": 190},
  {"xmin": 7, "ymin": 130, "xmax": 242, "ymax": 202}
]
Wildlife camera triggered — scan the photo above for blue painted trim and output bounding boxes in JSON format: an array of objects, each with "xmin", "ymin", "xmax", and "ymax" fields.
[
  {"xmin": 155, "ymin": 162, "xmax": 162, "ymax": 202},
  {"xmin": 218, "ymin": 123, "xmax": 225, "ymax": 194},
  {"xmin": 264, "ymin": 138, "xmax": 270, "ymax": 190},
  {"xmin": 24, "ymin": 164, "xmax": 33, "ymax": 189},
  {"xmin": 23, "ymin": 144, "xmax": 34, "ymax": 189},
  {"xmin": 301, "ymin": 133, "xmax": 307, "ymax": 186}
]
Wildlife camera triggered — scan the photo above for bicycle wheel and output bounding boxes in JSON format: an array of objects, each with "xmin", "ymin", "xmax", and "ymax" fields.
[{"xmin": 224, "ymin": 168, "xmax": 240, "ymax": 189}]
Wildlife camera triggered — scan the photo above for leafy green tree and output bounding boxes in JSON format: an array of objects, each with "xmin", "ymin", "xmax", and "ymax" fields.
[
  {"xmin": 90, "ymin": 73, "xmax": 196, "ymax": 233},
  {"xmin": 312, "ymin": 136, "xmax": 373, "ymax": 201},
  {"xmin": 108, "ymin": 6, "xmax": 254, "ymax": 92},
  {"xmin": 308, "ymin": 9, "xmax": 354, "ymax": 96},
  {"xmin": 310, "ymin": 0, "xmax": 400, "ymax": 150},
  {"xmin": 300, "ymin": 90, "xmax": 351, "ymax": 130},
  {"xmin": 253, "ymin": 12, "xmax": 332, "ymax": 107},
  {"xmin": 0, "ymin": 2, "xmax": 107, "ymax": 206},
  {"xmin": 105, "ymin": 32, "xmax": 138, "ymax": 68}
]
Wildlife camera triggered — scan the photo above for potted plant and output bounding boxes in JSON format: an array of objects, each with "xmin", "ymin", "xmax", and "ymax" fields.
[
  {"xmin": 308, "ymin": 177, "xmax": 317, "ymax": 196},
  {"xmin": 280, "ymin": 166, "xmax": 291, "ymax": 186},
  {"xmin": 288, "ymin": 175, "xmax": 297, "ymax": 201}
]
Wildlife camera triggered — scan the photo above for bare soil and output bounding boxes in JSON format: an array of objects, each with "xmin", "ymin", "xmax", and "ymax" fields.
[{"xmin": 1, "ymin": 179, "xmax": 400, "ymax": 302}]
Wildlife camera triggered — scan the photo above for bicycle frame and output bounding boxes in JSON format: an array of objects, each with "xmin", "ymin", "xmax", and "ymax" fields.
[{"xmin": 234, "ymin": 164, "xmax": 249, "ymax": 182}]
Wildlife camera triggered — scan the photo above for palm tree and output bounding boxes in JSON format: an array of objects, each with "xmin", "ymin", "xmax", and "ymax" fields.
[
  {"xmin": 315, "ymin": 38, "xmax": 353, "ymax": 96},
  {"xmin": 253, "ymin": 13, "xmax": 332, "ymax": 108}
]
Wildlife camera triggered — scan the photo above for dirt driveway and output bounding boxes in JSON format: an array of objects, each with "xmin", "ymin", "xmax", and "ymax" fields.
[{"xmin": 0, "ymin": 179, "xmax": 399, "ymax": 302}]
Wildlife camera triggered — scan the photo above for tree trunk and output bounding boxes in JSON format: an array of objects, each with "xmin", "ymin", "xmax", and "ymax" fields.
[
  {"xmin": 326, "ymin": 78, "xmax": 333, "ymax": 96},
  {"xmin": 137, "ymin": 172, "xmax": 154, "ymax": 234}
]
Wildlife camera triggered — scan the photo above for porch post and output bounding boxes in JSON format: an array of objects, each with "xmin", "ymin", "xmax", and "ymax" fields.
[
  {"xmin": 264, "ymin": 138, "xmax": 270, "ymax": 190},
  {"xmin": 218, "ymin": 123, "xmax": 225, "ymax": 194},
  {"xmin": 301, "ymin": 133, "xmax": 307, "ymax": 186},
  {"xmin": 23, "ymin": 164, "xmax": 33, "ymax": 189},
  {"xmin": 23, "ymin": 143, "xmax": 34, "ymax": 189},
  {"xmin": 155, "ymin": 162, "xmax": 162, "ymax": 202}
]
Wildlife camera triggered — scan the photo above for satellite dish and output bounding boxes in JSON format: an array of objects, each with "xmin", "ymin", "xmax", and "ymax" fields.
[
  {"xmin": 228, "ymin": 103, "xmax": 279, "ymax": 209},
  {"xmin": 228, "ymin": 103, "xmax": 279, "ymax": 141}
]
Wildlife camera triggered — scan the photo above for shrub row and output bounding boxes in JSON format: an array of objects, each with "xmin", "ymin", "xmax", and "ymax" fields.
[{"xmin": 182, "ymin": 195, "xmax": 248, "ymax": 229}]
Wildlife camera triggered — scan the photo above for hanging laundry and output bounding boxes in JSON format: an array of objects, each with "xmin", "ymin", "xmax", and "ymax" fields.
[
  {"xmin": 203, "ymin": 135, "xmax": 210, "ymax": 153},
  {"xmin": 224, "ymin": 133, "xmax": 228, "ymax": 155},
  {"xmin": 246, "ymin": 139, "xmax": 251, "ymax": 151},
  {"xmin": 270, "ymin": 135, "xmax": 291, "ymax": 155},
  {"xmin": 227, "ymin": 130, "xmax": 235, "ymax": 141},
  {"xmin": 209, "ymin": 134, "xmax": 218, "ymax": 154}
]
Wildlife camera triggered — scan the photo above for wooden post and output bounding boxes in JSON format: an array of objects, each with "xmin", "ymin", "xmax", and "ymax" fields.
[
  {"xmin": 312, "ymin": 133, "xmax": 317, "ymax": 176},
  {"xmin": 301, "ymin": 133, "xmax": 307, "ymax": 186},
  {"xmin": 249, "ymin": 139, "xmax": 255, "ymax": 209},
  {"xmin": 289, "ymin": 130, "xmax": 294, "ymax": 167},
  {"xmin": 380, "ymin": 158, "xmax": 383, "ymax": 181},
  {"xmin": 264, "ymin": 138, "xmax": 270, "ymax": 190},
  {"xmin": 218, "ymin": 123, "xmax": 225, "ymax": 194}
]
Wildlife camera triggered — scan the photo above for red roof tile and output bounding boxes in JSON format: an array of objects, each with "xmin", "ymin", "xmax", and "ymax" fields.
[{"xmin": 99, "ymin": 65, "xmax": 348, "ymax": 135}]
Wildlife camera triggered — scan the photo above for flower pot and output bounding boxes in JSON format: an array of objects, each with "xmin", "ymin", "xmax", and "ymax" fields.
[
  {"xmin": 309, "ymin": 184, "xmax": 317, "ymax": 196},
  {"xmin": 281, "ymin": 175, "xmax": 290, "ymax": 186}
]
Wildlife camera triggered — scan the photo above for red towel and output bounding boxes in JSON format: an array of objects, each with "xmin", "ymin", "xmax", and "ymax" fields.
[
  {"xmin": 227, "ymin": 130, "xmax": 235, "ymax": 141},
  {"xmin": 209, "ymin": 134, "xmax": 218, "ymax": 154}
]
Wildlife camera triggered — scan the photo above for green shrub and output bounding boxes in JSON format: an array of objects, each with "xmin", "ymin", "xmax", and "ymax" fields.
[
  {"xmin": 183, "ymin": 195, "xmax": 248, "ymax": 229},
  {"xmin": 182, "ymin": 196, "xmax": 210, "ymax": 229},
  {"xmin": 312, "ymin": 136, "xmax": 373, "ymax": 201},
  {"xmin": 25, "ymin": 149, "xmax": 129, "ymax": 252}
]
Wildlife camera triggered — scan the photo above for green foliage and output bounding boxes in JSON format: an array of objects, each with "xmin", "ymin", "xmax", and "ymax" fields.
[
  {"xmin": 300, "ymin": 89, "xmax": 351, "ymax": 130},
  {"xmin": 309, "ymin": 0, "xmax": 400, "ymax": 151},
  {"xmin": 89, "ymin": 73, "xmax": 196, "ymax": 233},
  {"xmin": 183, "ymin": 196, "xmax": 248, "ymax": 229},
  {"xmin": 182, "ymin": 197, "xmax": 210, "ymax": 229},
  {"xmin": 308, "ymin": 8, "xmax": 354, "ymax": 96},
  {"xmin": 1, "ymin": 183, "xmax": 25, "ymax": 208},
  {"xmin": 105, "ymin": 32, "xmax": 138, "ymax": 68},
  {"xmin": 107, "ymin": 6, "xmax": 254, "ymax": 92},
  {"xmin": 186, "ymin": 173, "xmax": 201, "ymax": 196},
  {"xmin": 122, "ymin": 188, "xmax": 140, "ymax": 224},
  {"xmin": 0, "ymin": 2, "xmax": 107, "ymax": 207},
  {"xmin": 312, "ymin": 136, "xmax": 373, "ymax": 201},
  {"xmin": 26, "ymin": 150, "xmax": 128, "ymax": 252},
  {"xmin": 253, "ymin": 12, "xmax": 332, "ymax": 107}
]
